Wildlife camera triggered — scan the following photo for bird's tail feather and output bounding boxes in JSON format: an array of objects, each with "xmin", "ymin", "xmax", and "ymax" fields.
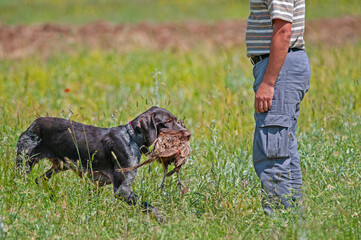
[
  {"xmin": 166, "ymin": 167, "xmax": 177, "ymax": 177},
  {"xmin": 119, "ymin": 156, "xmax": 157, "ymax": 172}
]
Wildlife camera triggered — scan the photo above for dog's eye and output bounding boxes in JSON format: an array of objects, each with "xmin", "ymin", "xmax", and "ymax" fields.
[{"xmin": 166, "ymin": 119, "xmax": 173, "ymax": 123}]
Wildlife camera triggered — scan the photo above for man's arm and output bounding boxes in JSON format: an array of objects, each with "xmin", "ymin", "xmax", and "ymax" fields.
[{"xmin": 255, "ymin": 19, "xmax": 292, "ymax": 113}]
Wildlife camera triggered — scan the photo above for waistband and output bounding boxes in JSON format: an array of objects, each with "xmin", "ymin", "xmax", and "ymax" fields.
[{"xmin": 251, "ymin": 48, "xmax": 303, "ymax": 65}]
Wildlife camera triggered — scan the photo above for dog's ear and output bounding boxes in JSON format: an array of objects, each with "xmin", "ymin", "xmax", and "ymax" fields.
[{"xmin": 135, "ymin": 113, "xmax": 157, "ymax": 146}]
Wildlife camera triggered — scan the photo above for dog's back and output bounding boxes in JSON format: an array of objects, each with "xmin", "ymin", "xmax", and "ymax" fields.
[{"xmin": 15, "ymin": 117, "xmax": 111, "ymax": 173}]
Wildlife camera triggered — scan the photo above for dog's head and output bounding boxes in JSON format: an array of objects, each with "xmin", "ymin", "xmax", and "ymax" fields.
[{"xmin": 133, "ymin": 106, "xmax": 191, "ymax": 146}]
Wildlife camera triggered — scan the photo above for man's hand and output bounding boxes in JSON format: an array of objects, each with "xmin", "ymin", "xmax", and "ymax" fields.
[
  {"xmin": 255, "ymin": 81, "xmax": 274, "ymax": 113},
  {"xmin": 254, "ymin": 19, "xmax": 291, "ymax": 113}
]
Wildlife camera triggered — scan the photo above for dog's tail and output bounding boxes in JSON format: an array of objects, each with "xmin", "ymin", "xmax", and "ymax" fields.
[
  {"xmin": 119, "ymin": 156, "xmax": 158, "ymax": 172},
  {"xmin": 15, "ymin": 120, "xmax": 42, "ymax": 173}
]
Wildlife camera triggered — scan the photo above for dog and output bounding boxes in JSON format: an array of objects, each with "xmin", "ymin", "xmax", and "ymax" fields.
[{"xmin": 15, "ymin": 106, "xmax": 190, "ymax": 221}]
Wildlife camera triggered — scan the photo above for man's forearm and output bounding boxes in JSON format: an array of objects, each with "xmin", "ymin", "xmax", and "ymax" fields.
[{"xmin": 262, "ymin": 20, "xmax": 292, "ymax": 86}]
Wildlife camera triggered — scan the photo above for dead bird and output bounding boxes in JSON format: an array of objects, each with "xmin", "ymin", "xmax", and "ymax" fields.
[{"xmin": 121, "ymin": 128, "xmax": 191, "ymax": 193}]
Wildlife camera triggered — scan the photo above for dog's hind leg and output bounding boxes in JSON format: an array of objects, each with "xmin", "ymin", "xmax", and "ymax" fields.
[
  {"xmin": 35, "ymin": 167, "xmax": 58, "ymax": 185},
  {"xmin": 35, "ymin": 158, "xmax": 71, "ymax": 201},
  {"xmin": 35, "ymin": 158, "xmax": 68, "ymax": 185}
]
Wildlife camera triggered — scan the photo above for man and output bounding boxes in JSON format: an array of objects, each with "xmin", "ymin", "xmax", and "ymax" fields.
[{"xmin": 246, "ymin": 0, "xmax": 311, "ymax": 215}]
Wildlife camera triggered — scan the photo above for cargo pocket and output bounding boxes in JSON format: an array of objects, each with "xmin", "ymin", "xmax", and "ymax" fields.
[{"xmin": 258, "ymin": 114, "xmax": 291, "ymax": 159}]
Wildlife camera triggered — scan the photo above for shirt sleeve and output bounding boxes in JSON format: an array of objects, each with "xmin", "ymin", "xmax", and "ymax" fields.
[{"xmin": 265, "ymin": 0, "xmax": 294, "ymax": 23}]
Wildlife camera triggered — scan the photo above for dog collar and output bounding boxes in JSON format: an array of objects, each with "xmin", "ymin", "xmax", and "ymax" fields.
[{"xmin": 126, "ymin": 122, "xmax": 150, "ymax": 155}]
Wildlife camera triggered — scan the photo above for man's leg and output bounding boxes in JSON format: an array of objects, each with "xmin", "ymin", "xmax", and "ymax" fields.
[
  {"xmin": 252, "ymin": 51, "xmax": 310, "ymax": 214},
  {"xmin": 289, "ymin": 104, "xmax": 302, "ymax": 203},
  {"xmin": 253, "ymin": 123, "xmax": 293, "ymax": 214},
  {"xmin": 252, "ymin": 59, "xmax": 293, "ymax": 214},
  {"xmin": 286, "ymin": 50, "xmax": 311, "ymax": 205}
]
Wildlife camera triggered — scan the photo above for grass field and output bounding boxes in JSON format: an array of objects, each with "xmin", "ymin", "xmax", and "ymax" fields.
[{"xmin": 1, "ymin": 1, "xmax": 361, "ymax": 239}]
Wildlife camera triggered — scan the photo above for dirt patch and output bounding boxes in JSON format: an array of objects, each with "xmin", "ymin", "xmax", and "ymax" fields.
[{"xmin": 0, "ymin": 16, "xmax": 360, "ymax": 59}]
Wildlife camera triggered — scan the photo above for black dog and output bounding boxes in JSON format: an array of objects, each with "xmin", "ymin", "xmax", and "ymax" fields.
[{"xmin": 15, "ymin": 106, "xmax": 190, "ymax": 220}]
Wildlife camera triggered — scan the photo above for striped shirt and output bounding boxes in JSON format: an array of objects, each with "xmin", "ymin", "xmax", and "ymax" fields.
[{"xmin": 246, "ymin": 0, "xmax": 306, "ymax": 57}]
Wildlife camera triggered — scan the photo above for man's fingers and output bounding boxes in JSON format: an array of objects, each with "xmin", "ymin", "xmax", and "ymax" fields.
[
  {"xmin": 263, "ymin": 101, "xmax": 268, "ymax": 111},
  {"xmin": 255, "ymin": 99, "xmax": 272, "ymax": 113},
  {"xmin": 259, "ymin": 101, "xmax": 264, "ymax": 113},
  {"xmin": 268, "ymin": 99, "xmax": 272, "ymax": 110}
]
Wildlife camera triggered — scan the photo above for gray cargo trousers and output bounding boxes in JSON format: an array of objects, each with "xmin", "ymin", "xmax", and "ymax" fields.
[{"xmin": 252, "ymin": 50, "xmax": 311, "ymax": 214}]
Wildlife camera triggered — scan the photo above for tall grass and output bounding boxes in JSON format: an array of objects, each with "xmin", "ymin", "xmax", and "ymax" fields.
[{"xmin": 0, "ymin": 40, "xmax": 360, "ymax": 238}]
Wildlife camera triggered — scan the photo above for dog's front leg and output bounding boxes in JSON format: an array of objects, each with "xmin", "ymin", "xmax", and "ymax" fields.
[
  {"xmin": 113, "ymin": 172, "xmax": 165, "ymax": 223},
  {"xmin": 113, "ymin": 169, "xmax": 137, "ymax": 203},
  {"xmin": 114, "ymin": 186, "xmax": 138, "ymax": 205}
]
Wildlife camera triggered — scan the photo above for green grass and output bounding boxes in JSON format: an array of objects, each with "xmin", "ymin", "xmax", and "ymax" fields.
[
  {"xmin": 0, "ymin": 40, "xmax": 360, "ymax": 238},
  {"xmin": 1, "ymin": 0, "xmax": 360, "ymax": 25}
]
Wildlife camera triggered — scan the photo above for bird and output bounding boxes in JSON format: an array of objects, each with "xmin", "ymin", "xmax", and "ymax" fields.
[
  {"xmin": 152, "ymin": 128, "xmax": 191, "ymax": 193},
  {"xmin": 121, "ymin": 123, "xmax": 191, "ymax": 194}
]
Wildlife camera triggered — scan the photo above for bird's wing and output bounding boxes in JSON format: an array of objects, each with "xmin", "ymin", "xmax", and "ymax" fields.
[
  {"xmin": 158, "ymin": 149, "xmax": 178, "ymax": 158},
  {"xmin": 175, "ymin": 156, "xmax": 188, "ymax": 168},
  {"xmin": 179, "ymin": 143, "xmax": 191, "ymax": 156}
]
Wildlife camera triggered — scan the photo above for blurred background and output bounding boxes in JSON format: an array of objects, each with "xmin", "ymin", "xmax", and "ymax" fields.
[{"xmin": 1, "ymin": 0, "xmax": 360, "ymax": 24}]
